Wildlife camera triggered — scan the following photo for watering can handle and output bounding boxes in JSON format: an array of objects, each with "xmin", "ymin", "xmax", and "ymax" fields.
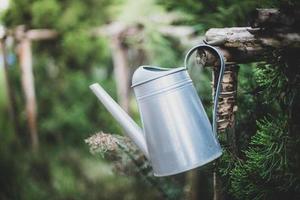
[{"xmin": 184, "ymin": 44, "xmax": 226, "ymax": 137}]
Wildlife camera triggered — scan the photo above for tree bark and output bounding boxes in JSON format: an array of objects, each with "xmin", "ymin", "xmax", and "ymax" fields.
[
  {"xmin": 212, "ymin": 64, "xmax": 239, "ymax": 133},
  {"xmin": 204, "ymin": 27, "xmax": 300, "ymax": 64},
  {"xmin": 210, "ymin": 63, "xmax": 238, "ymax": 200}
]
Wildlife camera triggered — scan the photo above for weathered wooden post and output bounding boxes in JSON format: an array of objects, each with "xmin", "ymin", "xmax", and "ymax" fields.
[
  {"xmin": 213, "ymin": 63, "xmax": 238, "ymax": 147},
  {"xmin": 111, "ymin": 33, "xmax": 131, "ymax": 113},
  {"xmin": 0, "ymin": 35, "xmax": 22, "ymax": 140},
  {"xmin": 92, "ymin": 22, "xmax": 132, "ymax": 113},
  {"xmin": 212, "ymin": 63, "xmax": 239, "ymax": 200},
  {"xmin": 15, "ymin": 26, "xmax": 57, "ymax": 151},
  {"xmin": 16, "ymin": 26, "xmax": 39, "ymax": 151}
]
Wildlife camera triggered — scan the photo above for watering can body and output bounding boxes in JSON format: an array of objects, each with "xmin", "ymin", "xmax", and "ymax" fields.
[
  {"xmin": 90, "ymin": 44, "xmax": 223, "ymax": 177},
  {"xmin": 131, "ymin": 66, "xmax": 221, "ymax": 176}
]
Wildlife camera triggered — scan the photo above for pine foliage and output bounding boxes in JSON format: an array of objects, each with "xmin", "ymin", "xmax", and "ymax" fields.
[
  {"xmin": 220, "ymin": 48, "xmax": 300, "ymax": 200},
  {"xmin": 229, "ymin": 116, "xmax": 299, "ymax": 199}
]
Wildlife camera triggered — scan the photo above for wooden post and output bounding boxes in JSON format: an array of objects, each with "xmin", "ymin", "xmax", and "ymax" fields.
[
  {"xmin": 18, "ymin": 36, "xmax": 39, "ymax": 151},
  {"xmin": 184, "ymin": 169, "xmax": 200, "ymax": 200},
  {"xmin": 212, "ymin": 63, "xmax": 239, "ymax": 200},
  {"xmin": 13, "ymin": 26, "xmax": 57, "ymax": 151},
  {"xmin": 91, "ymin": 22, "xmax": 132, "ymax": 112},
  {"xmin": 0, "ymin": 38, "xmax": 22, "ymax": 140},
  {"xmin": 212, "ymin": 63, "xmax": 239, "ymax": 134},
  {"xmin": 111, "ymin": 35, "xmax": 130, "ymax": 113}
]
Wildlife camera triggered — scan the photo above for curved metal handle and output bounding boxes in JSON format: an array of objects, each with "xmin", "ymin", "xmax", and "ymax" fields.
[{"xmin": 184, "ymin": 44, "xmax": 225, "ymax": 136}]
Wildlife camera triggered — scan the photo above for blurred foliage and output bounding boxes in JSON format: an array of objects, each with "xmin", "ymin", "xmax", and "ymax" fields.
[
  {"xmin": 117, "ymin": 0, "xmax": 186, "ymax": 68},
  {"xmin": 1, "ymin": 0, "xmax": 158, "ymax": 199},
  {"xmin": 158, "ymin": 0, "xmax": 283, "ymax": 29},
  {"xmin": 1, "ymin": 0, "xmax": 300, "ymax": 199}
]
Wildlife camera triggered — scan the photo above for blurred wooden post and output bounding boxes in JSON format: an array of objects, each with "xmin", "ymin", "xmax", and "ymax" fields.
[
  {"xmin": 18, "ymin": 36, "xmax": 39, "ymax": 151},
  {"xmin": 111, "ymin": 34, "xmax": 130, "ymax": 112},
  {"xmin": 91, "ymin": 22, "xmax": 132, "ymax": 112},
  {"xmin": 184, "ymin": 170, "xmax": 199, "ymax": 200},
  {"xmin": 0, "ymin": 37, "xmax": 22, "ymax": 139},
  {"xmin": 15, "ymin": 26, "xmax": 58, "ymax": 151}
]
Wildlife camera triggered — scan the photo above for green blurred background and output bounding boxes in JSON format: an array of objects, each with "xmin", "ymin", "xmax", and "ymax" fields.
[{"xmin": 1, "ymin": 0, "xmax": 299, "ymax": 199}]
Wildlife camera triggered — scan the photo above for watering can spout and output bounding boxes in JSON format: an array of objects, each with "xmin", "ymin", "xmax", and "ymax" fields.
[{"xmin": 89, "ymin": 83, "xmax": 149, "ymax": 158}]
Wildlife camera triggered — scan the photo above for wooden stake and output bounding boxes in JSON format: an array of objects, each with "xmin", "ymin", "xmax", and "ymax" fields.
[
  {"xmin": 212, "ymin": 64, "xmax": 239, "ymax": 133},
  {"xmin": 18, "ymin": 37, "xmax": 39, "ymax": 151},
  {"xmin": 111, "ymin": 35, "xmax": 130, "ymax": 113},
  {"xmin": 211, "ymin": 63, "xmax": 239, "ymax": 200},
  {"xmin": 0, "ymin": 38, "xmax": 22, "ymax": 140}
]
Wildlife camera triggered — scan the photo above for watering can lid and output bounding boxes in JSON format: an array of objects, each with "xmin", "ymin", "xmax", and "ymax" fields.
[{"xmin": 131, "ymin": 65, "xmax": 186, "ymax": 87}]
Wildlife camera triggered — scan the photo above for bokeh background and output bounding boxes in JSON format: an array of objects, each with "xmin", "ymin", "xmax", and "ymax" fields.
[{"xmin": 1, "ymin": 0, "xmax": 299, "ymax": 199}]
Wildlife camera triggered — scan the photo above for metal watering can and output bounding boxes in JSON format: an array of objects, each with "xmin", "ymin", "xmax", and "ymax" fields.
[{"xmin": 90, "ymin": 44, "xmax": 225, "ymax": 176}]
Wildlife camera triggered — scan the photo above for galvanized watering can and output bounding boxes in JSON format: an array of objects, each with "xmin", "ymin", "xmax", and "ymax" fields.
[{"xmin": 90, "ymin": 44, "xmax": 225, "ymax": 176}]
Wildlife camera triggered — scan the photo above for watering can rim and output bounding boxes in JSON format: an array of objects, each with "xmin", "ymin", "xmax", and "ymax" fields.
[{"xmin": 131, "ymin": 65, "xmax": 186, "ymax": 88}]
